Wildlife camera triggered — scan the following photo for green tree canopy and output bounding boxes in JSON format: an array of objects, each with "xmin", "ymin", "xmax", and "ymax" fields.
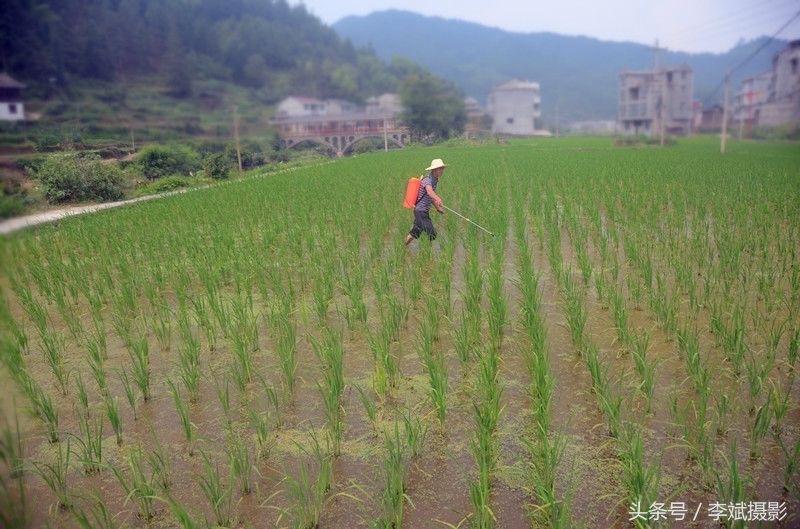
[{"xmin": 400, "ymin": 72, "xmax": 467, "ymax": 142}]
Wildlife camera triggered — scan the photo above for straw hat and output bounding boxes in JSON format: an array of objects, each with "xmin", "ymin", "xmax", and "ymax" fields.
[{"xmin": 425, "ymin": 159, "xmax": 448, "ymax": 171}]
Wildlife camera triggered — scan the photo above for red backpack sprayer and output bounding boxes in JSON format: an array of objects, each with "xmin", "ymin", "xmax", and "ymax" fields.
[{"xmin": 403, "ymin": 175, "xmax": 495, "ymax": 237}]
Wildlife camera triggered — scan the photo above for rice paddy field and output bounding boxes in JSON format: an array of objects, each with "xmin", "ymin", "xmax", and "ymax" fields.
[{"xmin": 1, "ymin": 136, "xmax": 799, "ymax": 529}]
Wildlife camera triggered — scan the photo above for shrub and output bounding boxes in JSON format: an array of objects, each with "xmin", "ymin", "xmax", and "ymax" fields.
[
  {"xmin": 150, "ymin": 175, "xmax": 191, "ymax": 192},
  {"xmin": 0, "ymin": 194, "xmax": 25, "ymax": 219},
  {"xmin": 33, "ymin": 153, "xmax": 126, "ymax": 204},
  {"xmin": 204, "ymin": 152, "xmax": 230, "ymax": 180},
  {"xmin": 136, "ymin": 145, "xmax": 201, "ymax": 180}
]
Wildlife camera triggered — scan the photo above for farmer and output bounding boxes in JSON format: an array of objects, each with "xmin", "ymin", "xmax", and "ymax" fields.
[{"xmin": 405, "ymin": 158, "xmax": 447, "ymax": 245}]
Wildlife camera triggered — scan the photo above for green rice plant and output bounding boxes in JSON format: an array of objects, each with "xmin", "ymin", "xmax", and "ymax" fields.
[
  {"xmin": 341, "ymin": 261, "xmax": 368, "ymax": 325},
  {"xmin": 788, "ymin": 326, "xmax": 799, "ymax": 368},
  {"xmin": 248, "ymin": 407, "xmax": 273, "ymax": 460},
  {"xmin": 610, "ymin": 289, "xmax": 629, "ymax": 346},
  {"xmin": 354, "ymin": 383, "xmax": 378, "ymax": 431},
  {"xmin": 750, "ymin": 398, "xmax": 773, "ymax": 460},
  {"xmin": 31, "ymin": 438, "xmax": 72, "ymax": 510},
  {"xmin": 715, "ymin": 392, "xmax": 731, "ymax": 436},
  {"xmin": 274, "ymin": 310, "xmax": 298, "ymax": 396},
  {"xmin": 198, "ymin": 449, "xmax": 234, "ymax": 527},
  {"xmin": 312, "ymin": 263, "xmax": 336, "ymax": 323},
  {"xmin": 469, "ymin": 428, "xmax": 495, "ymax": 529},
  {"xmin": 523, "ymin": 425, "xmax": 570, "ymax": 528},
  {"xmin": 116, "ymin": 368, "xmax": 137, "ymax": 420},
  {"xmin": 73, "ymin": 411, "xmax": 103, "ymax": 474},
  {"xmin": 147, "ymin": 433, "xmax": 172, "ymax": 491},
  {"xmin": 167, "ymin": 378, "xmax": 195, "ymax": 455},
  {"xmin": 75, "ymin": 371, "xmax": 90, "ymax": 418},
  {"xmin": 285, "ymin": 430, "xmax": 333, "ymax": 529},
  {"xmin": 257, "ymin": 374, "xmax": 282, "ymax": 428},
  {"xmin": 40, "ymin": 328, "xmax": 69, "ymax": 396},
  {"xmin": 421, "ymin": 293, "xmax": 441, "ymax": 345},
  {"xmin": 778, "ymin": 435, "xmax": 800, "ymax": 495},
  {"xmin": 619, "ymin": 425, "xmax": 661, "ymax": 529},
  {"xmin": 313, "ymin": 327, "xmax": 345, "ymax": 456},
  {"xmin": 486, "ymin": 252, "xmax": 508, "ymax": 350},
  {"xmin": 404, "ymin": 260, "xmax": 422, "ymax": 305},
  {"xmin": 384, "ymin": 294, "xmax": 409, "ymax": 342},
  {"xmin": 71, "ymin": 494, "xmax": 117, "ymax": 529},
  {"xmin": 190, "ymin": 295, "xmax": 217, "ymax": 351},
  {"xmin": 422, "ymin": 346, "xmax": 448, "ymax": 430},
  {"xmin": 402, "ymin": 408, "xmax": 428, "ymax": 458},
  {"xmin": 368, "ymin": 327, "xmax": 398, "ymax": 397},
  {"xmin": 158, "ymin": 494, "xmax": 201, "ymax": 529},
  {"xmin": 150, "ymin": 301, "xmax": 173, "ymax": 352},
  {"xmin": 630, "ymin": 329, "xmax": 656, "ymax": 412},
  {"xmin": 128, "ymin": 336, "xmax": 151, "ymax": 401},
  {"xmin": 743, "ymin": 351, "xmax": 773, "ymax": 411},
  {"xmin": 86, "ymin": 339, "xmax": 107, "ymax": 394},
  {"xmin": 24, "ymin": 375, "xmax": 60, "ymax": 443},
  {"xmin": 715, "ymin": 440, "xmax": 748, "ymax": 529},
  {"xmin": 110, "ymin": 446, "xmax": 156, "ymax": 521},
  {"xmin": 228, "ymin": 430, "xmax": 256, "ymax": 495},
  {"xmin": 452, "ymin": 309, "xmax": 478, "ymax": 367},
  {"xmin": 769, "ymin": 378, "xmax": 792, "ymax": 435},
  {"xmin": 560, "ymin": 270, "xmax": 586, "ymax": 350},
  {"xmin": 230, "ymin": 330, "xmax": 253, "ymax": 393},
  {"xmin": 0, "ymin": 407, "xmax": 28, "ymax": 529},
  {"xmin": 177, "ymin": 329, "xmax": 201, "ymax": 403},
  {"xmin": 380, "ymin": 420, "xmax": 409, "ymax": 529}
]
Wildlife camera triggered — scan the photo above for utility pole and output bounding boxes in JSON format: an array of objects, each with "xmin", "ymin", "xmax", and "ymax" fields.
[
  {"xmin": 383, "ymin": 118, "xmax": 388, "ymax": 152},
  {"xmin": 721, "ymin": 69, "xmax": 730, "ymax": 154},
  {"xmin": 233, "ymin": 105, "xmax": 243, "ymax": 173},
  {"xmin": 554, "ymin": 99, "xmax": 560, "ymax": 137},
  {"xmin": 130, "ymin": 129, "xmax": 135, "ymax": 152}
]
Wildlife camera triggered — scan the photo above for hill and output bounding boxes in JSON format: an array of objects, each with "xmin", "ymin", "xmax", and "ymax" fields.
[
  {"xmin": 334, "ymin": 10, "xmax": 788, "ymax": 124},
  {"xmin": 0, "ymin": 0, "xmax": 428, "ymax": 147}
]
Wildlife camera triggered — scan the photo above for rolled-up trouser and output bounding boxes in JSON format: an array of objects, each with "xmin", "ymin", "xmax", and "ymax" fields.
[{"xmin": 409, "ymin": 208, "xmax": 437, "ymax": 240}]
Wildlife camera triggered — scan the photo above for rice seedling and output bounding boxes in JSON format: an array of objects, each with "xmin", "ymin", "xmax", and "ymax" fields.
[
  {"xmin": 24, "ymin": 375, "xmax": 60, "ymax": 443},
  {"xmin": 715, "ymin": 440, "xmax": 748, "ymax": 529},
  {"xmin": 715, "ymin": 392, "xmax": 731, "ymax": 436},
  {"xmin": 788, "ymin": 325, "xmax": 799, "ymax": 368},
  {"xmin": 248, "ymin": 407, "xmax": 273, "ymax": 460},
  {"xmin": 769, "ymin": 378, "xmax": 792, "ymax": 435},
  {"xmin": 778, "ymin": 435, "xmax": 800, "ymax": 495},
  {"xmin": 419, "ymin": 341, "xmax": 448, "ymax": 430},
  {"xmin": 86, "ymin": 339, "xmax": 107, "ymax": 394},
  {"xmin": 147, "ymin": 433, "xmax": 172, "ymax": 491},
  {"xmin": 630, "ymin": 329, "xmax": 656, "ymax": 411},
  {"xmin": 285, "ymin": 430, "xmax": 333, "ymax": 529},
  {"xmin": 610, "ymin": 289, "xmax": 629, "ymax": 346},
  {"xmin": 401, "ymin": 408, "xmax": 428, "ymax": 458},
  {"xmin": 31, "ymin": 438, "xmax": 72, "ymax": 510},
  {"xmin": 40, "ymin": 328, "xmax": 69, "ymax": 396},
  {"xmin": 74, "ymin": 371, "xmax": 90, "ymax": 418},
  {"xmin": 0, "ymin": 407, "xmax": 28, "ymax": 529},
  {"xmin": 368, "ymin": 326, "xmax": 399, "ymax": 397},
  {"xmin": 452, "ymin": 308, "xmax": 478, "ymax": 367},
  {"xmin": 177, "ymin": 328, "xmax": 201, "ymax": 402},
  {"xmin": 354, "ymin": 383, "xmax": 378, "ymax": 431},
  {"xmin": 71, "ymin": 494, "xmax": 117, "ymax": 529},
  {"xmin": 750, "ymin": 398, "xmax": 773, "ymax": 460},
  {"xmin": 109, "ymin": 447, "xmax": 156, "ymax": 521},
  {"xmin": 379, "ymin": 420, "xmax": 409, "ymax": 529},
  {"xmin": 198, "ymin": 448, "xmax": 234, "ymax": 528},
  {"xmin": 167, "ymin": 378, "xmax": 195, "ymax": 455},
  {"xmin": 228, "ymin": 430, "xmax": 257, "ymax": 495},
  {"xmin": 128, "ymin": 335, "xmax": 151, "ymax": 401},
  {"xmin": 116, "ymin": 367, "xmax": 138, "ymax": 420},
  {"xmin": 486, "ymin": 251, "xmax": 508, "ymax": 350},
  {"xmin": 257, "ymin": 373, "xmax": 282, "ymax": 428},
  {"xmin": 560, "ymin": 270, "xmax": 587, "ymax": 351},
  {"xmin": 73, "ymin": 411, "xmax": 103, "ymax": 474},
  {"xmin": 158, "ymin": 494, "xmax": 201, "ymax": 529},
  {"xmin": 313, "ymin": 327, "xmax": 345, "ymax": 455},
  {"xmin": 274, "ymin": 309, "xmax": 298, "ymax": 396},
  {"xmin": 619, "ymin": 424, "xmax": 661, "ymax": 529}
]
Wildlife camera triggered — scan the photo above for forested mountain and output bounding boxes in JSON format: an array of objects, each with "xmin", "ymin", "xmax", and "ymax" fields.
[
  {"xmin": 0, "ymin": 0, "xmax": 420, "ymax": 103},
  {"xmin": 334, "ymin": 10, "xmax": 789, "ymax": 123}
]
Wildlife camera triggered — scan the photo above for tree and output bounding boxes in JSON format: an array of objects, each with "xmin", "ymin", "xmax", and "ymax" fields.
[{"xmin": 399, "ymin": 72, "xmax": 467, "ymax": 142}]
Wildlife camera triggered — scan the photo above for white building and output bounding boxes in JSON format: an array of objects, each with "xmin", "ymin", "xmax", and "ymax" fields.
[
  {"xmin": 0, "ymin": 73, "xmax": 25, "ymax": 122},
  {"xmin": 487, "ymin": 80, "xmax": 541, "ymax": 135},
  {"xmin": 618, "ymin": 64, "xmax": 693, "ymax": 136},
  {"xmin": 275, "ymin": 96, "xmax": 326, "ymax": 118},
  {"xmin": 743, "ymin": 40, "xmax": 800, "ymax": 128}
]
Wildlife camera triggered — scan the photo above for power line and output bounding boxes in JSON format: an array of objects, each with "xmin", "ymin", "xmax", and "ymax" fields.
[
  {"xmin": 661, "ymin": 0, "xmax": 798, "ymax": 40},
  {"xmin": 702, "ymin": 8, "xmax": 800, "ymax": 105}
]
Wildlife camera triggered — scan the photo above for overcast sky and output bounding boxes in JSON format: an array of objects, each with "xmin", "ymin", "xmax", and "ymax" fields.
[{"xmin": 293, "ymin": 0, "xmax": 800, "ymax": 54}]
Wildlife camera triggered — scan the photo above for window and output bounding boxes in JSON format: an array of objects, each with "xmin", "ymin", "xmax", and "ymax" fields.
[
  {"xmin": 792, "ymin": 58, "xmax": 798, "ymax": 75},
  {"xmin": 629, "ymin": 87, "xmax": 639, "ymax": 101},
  {"xmin": 506, "ymin": 117, "xmax": 514, "ymax": 124},
  {"xmin": 8, "ymin": 104, "xmax": 17, "ymax": 114},
  {"xmin": 667, "ymin": 72, "xmax": 673, "ymax": 83}
]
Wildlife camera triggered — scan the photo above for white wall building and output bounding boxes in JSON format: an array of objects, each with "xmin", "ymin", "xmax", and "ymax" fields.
[
  {"xmin": 487, "ymin": 80, "xmax": 541, "ymax": 135},
  {"xmin": 0, "ymin": 73, "xmax": 25, "ymax": 122},
  {"xmin": 618, "ymin": 64, "xmax": 693, "ymax": 136}
]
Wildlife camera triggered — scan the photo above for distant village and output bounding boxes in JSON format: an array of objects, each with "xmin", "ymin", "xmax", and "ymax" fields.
[{"xmin": 1, "ymin": 40, "xmax": 798, "ymax": 149}]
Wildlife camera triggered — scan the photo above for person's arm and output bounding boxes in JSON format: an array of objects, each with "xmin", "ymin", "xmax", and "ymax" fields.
[{"xmin": 425, "ymin": 184, "xmax": 445, "ymax": 213}]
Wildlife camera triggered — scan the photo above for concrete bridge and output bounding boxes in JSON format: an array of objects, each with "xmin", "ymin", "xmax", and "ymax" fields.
[{"xmin": 271, "ymin": 111, "xmax": 409, "ymax": 156}]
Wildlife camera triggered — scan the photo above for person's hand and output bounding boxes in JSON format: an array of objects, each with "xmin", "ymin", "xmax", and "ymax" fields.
[
  {"xmin": 434, "ymin": 196, "xmax": 443, "ymax": 208},
  {"xmin": 436, "ymin": 205, "xmax": 445, "ymax": 215}
]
